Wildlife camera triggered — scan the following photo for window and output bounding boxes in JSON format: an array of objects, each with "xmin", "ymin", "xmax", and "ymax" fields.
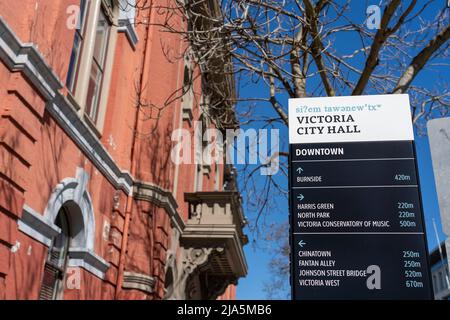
[
  {"xmin": 182, "ymin": 57, "xmax": 194, "ymax": 103},
  {"xmin": 85, "ymin": 7, "xmax": 112, "ymax": 123},
  {"xmin": 194, "ymin": 115, "xmax": 208, "ymax": 191},
  {"xmin": 181, "ymin": 53, "xmax": 194, "ymax": 123},
  {"xmin": 164, "ymin": 266, "xmax": 174, "ymax": 297},
  {"xmin": 443, "ymin": 269, "xmax": 449, "ymax": 291},
  {"xmin": 39, "ymin": 208, "xmax": 71, "ymax": 300},
  {"xmin": 65, "ymin": 0, "xmax": 118, "ymax": 131},
  {"xmin": 214, "ymin": 163, "xmax": 220, "ymax": 191},
  {"xmin": 194, "ymin": 164, "xmax": 202, "ymax": 192},
  {"xmin": 66, "ymin": 0, "xmax": 90, "ymax": 93},
  {"xmin": 183, "ymin": 65, "xmax": 191, "ymax": 94}
]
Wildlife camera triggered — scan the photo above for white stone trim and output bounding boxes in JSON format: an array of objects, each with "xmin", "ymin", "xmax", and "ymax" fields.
[
  {"xmin": 18, "ymin": 205, "xmax": 61, "ymax": 247},
  {"xmin": 118, "ymin": 20, "xmax": 138, "ymax": 49},
  {"xmin": 118, "ymin": 0, "xmax": 139, "ymax": 49},
  {"xmin": 18, "ymin": 168, "xmax": 110, "ymax": 279},
  {"xmin": 0, "ymin": 20, "xmax": 62, "ymax": 100},
  {"xmin": 133, "ymin": 181, "xmax": 185, "ymax": 232},
  {"xmin": 49, "ymin": 96, "xmax": 133, "ymax": 194},
  {"xmin": 43, "ymin": 168, "xmax": 96, "ymax": 250},
  {"xmin": 18, "ymin": 205, "xmax": 110, "ymax": 279},
  {"xmin": 68, "ymin": 247, "xmax": 110, "ymax": 280}
]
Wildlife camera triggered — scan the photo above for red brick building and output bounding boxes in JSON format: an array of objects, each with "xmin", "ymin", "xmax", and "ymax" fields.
[{"xmin": 0, "ymin": 0, "xmax": 247, "ymax": 300}]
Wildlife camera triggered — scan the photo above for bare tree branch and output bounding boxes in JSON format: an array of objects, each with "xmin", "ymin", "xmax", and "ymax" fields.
[{"xmin": 393, "ymin": 23, "xmax": 450, "ymax": 93}]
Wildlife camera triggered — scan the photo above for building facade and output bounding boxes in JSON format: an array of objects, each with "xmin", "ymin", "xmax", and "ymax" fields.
[
  {"xmin": 430, "ymin": 242, "xmax": 450, "ymax": 300},
  {"xmin": 0, "ymin": 0, "xmax": 247, "ymax": 300}
]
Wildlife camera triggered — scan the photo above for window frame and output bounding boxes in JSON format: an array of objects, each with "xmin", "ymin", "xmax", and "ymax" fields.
[
  {"xmin": 66, "ymin": 0, "xmax": 91, "ymax": 94},
  {"xmin": 181, "ymin": 53, "xmax": 195, "ymax": 124},
  {"xmin": 67, "ymin": 0, "xmax": 119, "ymax": 135},
  {"xmin": 84, "ymin": 6, "xmax": 112, "ymax": 123}
]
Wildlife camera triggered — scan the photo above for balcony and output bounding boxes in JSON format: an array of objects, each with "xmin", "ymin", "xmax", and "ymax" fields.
[{"xmin": 177, "ymin": 191, "xmax": 248, "ymax": 299}]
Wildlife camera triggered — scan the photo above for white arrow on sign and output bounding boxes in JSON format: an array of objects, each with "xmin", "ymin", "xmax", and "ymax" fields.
[{"xmin": 298, "ymin": 240, "xmax": 306, "ymax": 247}]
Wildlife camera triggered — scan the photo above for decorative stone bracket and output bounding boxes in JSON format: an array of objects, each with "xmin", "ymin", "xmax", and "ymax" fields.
[
  {"xmin": 162, "ymin": 191, "xmax": 249, "ymax": 300},
  {"xmin": 165, "ymin": 247, "xmax": 234, "ymax": 300}
]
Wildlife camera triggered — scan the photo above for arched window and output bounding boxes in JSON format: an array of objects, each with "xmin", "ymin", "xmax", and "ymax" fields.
[
  {"xmin": 39, "ymin": 207, "xmax": 71, "ymax": 300},
  {"xmin": 194, "ymin": 115, "xmax": 208, "ymax": 192}
]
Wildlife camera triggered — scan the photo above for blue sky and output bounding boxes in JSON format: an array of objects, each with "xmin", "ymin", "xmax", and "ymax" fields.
[{"xmin": 233, "ymin": 1, "xmax": 449, "ymax": 300}]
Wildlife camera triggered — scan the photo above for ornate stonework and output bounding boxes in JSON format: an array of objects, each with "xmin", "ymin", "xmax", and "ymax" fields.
[{"xmin": 164, "ymin": 246, "xmax": 239, "ymax": 300}]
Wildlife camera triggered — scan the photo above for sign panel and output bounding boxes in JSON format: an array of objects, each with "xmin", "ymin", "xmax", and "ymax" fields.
[
  {"xmin": 289, "ymin": 94, "xmax": 414, "ymax": 143},
  {"xmin": 289, "ymin": 94, "xmax": 433, "ymax": 300}
]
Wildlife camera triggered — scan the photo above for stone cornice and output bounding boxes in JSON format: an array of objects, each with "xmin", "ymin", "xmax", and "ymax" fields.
[
  {"xmin": 18, "ymin": 205, "xmax": 61, "ymax": 247},
  {"xmin": 122, "ymin": 271, "xmax": 155, "ymax": 294},
  {"xmin": 0, "ymin": 19, "xmax": 63, "ymax": 100},
  {"xmin": 133, "ymin": 181, "xmax": 185, "ymax": 232},
  {"xmin": 50, "ymin": 94, "xmax": 134, "ymax": 194},
  {"xmin": 68, "ymin": 247, "xmax": 111, "ymax": 280}
]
